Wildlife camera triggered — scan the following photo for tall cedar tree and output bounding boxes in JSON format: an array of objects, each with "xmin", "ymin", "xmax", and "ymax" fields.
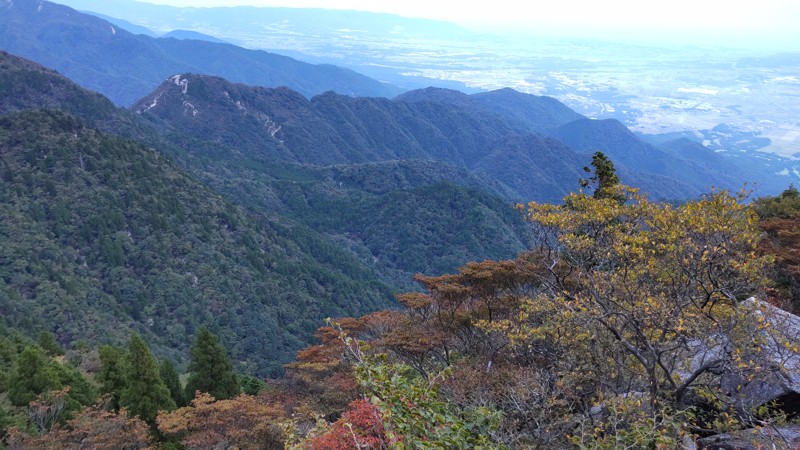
[
  {"xmin": 160, "ymin": 359, "xmax": 188, "ymax": 407},
  {"xmin": 185, "ymin": 328, "xmax": 240, "ymax": 401},
  {"xmin": 119, "ymin": 333, "xmax": 175, "ymax": 423},
  {"xmin": 97, "ymin": 345, "xmax": 129, "ymax": 411}
]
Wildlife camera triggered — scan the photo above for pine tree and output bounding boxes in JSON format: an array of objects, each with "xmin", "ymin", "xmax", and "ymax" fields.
[
  {"xmin": 159, "ymin": 359, "xmax": 187, "ymax": 407},
  {"xmin": 581, "ymin": 151, "xmax": 624, "ymax": 204},
  {"xmin": 185, "ymin": 328, "xmax": 240, "ymax": 401},
  {"xmin": 98, "ymin": 344, "xmax": 129, "ymax": 411},
  {"xmin": 119, "ymin": 333, "xmax": 175, "ymax": 423}
]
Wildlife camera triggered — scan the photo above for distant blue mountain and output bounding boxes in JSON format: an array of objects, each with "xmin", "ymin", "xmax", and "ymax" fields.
[
  {"xmin": 0, "ymin": 0, "xmax": 403, "ymax": 105},
  {"xmin": 85, "ymin": 11, "xmax": 157, "ymax": 36},
  {"xmin": 161, "ymin": 30, "xmax": 229, "ymax": 44},
  {"xmin": 53, "ymin": 0, "xmax": 468, "ymax": 38}
]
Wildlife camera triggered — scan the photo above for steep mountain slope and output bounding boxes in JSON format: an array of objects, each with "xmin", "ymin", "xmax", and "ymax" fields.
[
  {"xmin": 261, "ymin": 162, "xmax": 530, "ymax": 282},
  {"xmin": 0, "ymin": 50, "xmax": 117, "ymax": 119},
  {"xmin": 55, "ymin": 0, "xmax": 467, "ymax": 39},
  {"xmin": 0, "ymin": 109, "xmax": 394, "ymax": 376},
  {"xmin": 132, "ymin": 78, "xmax": 542, "ymax": 180},
  {"xmin": 134, "ymin": 74, "xmax": 702, "ymax": 202},
  {"xmin": 0, "ymin": 50, "xmax": 156, "ymax": 140},
  {"xmin": 471, "ymin": 135, "xmax": 589, "ymax": 201},
  {"xmin": 0, "ymin": 0, "xmax": 401, "ymax": 105},
  {"xmin": 87, "ymin": 11, "xmax": 158, "ymax": 37},
  {"xmin": 0, "ymin": 49, "xmax": 532, "ymax": 294},
  {"xmin": 49, "ymin": 0, "xmax": 488, "ymax": 92},
  {"xmin": 132, "ymin": 77, "xmax": 514, "ymax": 166}
]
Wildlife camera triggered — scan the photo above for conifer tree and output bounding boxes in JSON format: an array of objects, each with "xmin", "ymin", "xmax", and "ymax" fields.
[
  {"xmin": 119, "ymin": 333, "xmax": 175, "ymax": 423},
  {"xmin": 581, "ymin": 151, "xmax": 624, "ymax": 203},
  {"xmin": 57, "ymin": 363, "xmax": 98, "ymax": 409},
  {"xmin": 98, "ymin": 344, "xmax": 129, "ymax": 411},
  {"xmin": 159, "ymin": 359, "xmax": 187, "ymax": 407},
  {"xmin": 7, "ymin": 346, "xmax": 61, "ymax": 407},
  {"xmin": 6, "ymin": 345, "xmax": 96, "ymax": 428},
  {"xmin": 240, "ymin": 375, "xmax": 266, "ymax": 396},
  {"xmin": 185, "ymin": 328, "xmax": 240, "ymax": 401}
]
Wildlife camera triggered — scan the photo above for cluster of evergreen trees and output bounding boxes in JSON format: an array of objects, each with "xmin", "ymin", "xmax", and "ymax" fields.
[{"xmin": 0, "ymin": 327, "xmax": 241, "ymax": 440}]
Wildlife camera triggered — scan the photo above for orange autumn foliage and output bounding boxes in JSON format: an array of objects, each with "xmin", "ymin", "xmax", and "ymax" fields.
[
  {"xmin": 156, "ymin": 392, "xmax": 283, "ymax": 450},
  {"xmin": 5, "ymin": 400, "xmax": 152, "ymax": 450}
]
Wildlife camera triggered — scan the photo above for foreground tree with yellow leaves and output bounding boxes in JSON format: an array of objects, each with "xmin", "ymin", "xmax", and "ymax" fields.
[
  {"xmin": 479, "ymin": 185, "xmax": 779, "ymax": 446},
  {"xmin": 320, "ymin": 183, "xmax": 794, "ymax": 448}
]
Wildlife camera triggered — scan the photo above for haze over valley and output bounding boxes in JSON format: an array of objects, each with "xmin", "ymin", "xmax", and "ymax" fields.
[{"xmin": 58, "ymin": 0, "xmax": 800, "ymax": 159}]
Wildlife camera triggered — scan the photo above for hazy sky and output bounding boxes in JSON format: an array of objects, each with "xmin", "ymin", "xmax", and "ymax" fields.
[{"xmin": 137, "ymin": 0, "xmax": 799, "ymax": 40}]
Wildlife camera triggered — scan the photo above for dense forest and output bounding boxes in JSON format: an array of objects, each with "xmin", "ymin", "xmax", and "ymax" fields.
[
  {"xmin": 0, "ymin": 109, "xmax": 394, "ymax": 376},
  {"xmin": 2, "ymin": 154, "xmax": 799, "ymax": 447}
]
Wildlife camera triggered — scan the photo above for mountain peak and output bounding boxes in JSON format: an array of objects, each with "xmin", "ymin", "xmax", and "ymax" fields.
[
  {"xmin": 395, "ymin": 87, "xmax": 472, "ymax": 105},
  {"xmin": 134, "ymin": 73, "xmax": 309, "ymax": 118},
  {"xmin": 134, "ymin": 73, "xmax": 228, "ymax": 114},
  {"xmin": 131, "ymin": 74, "xmax": 311, "ymax": 158}
]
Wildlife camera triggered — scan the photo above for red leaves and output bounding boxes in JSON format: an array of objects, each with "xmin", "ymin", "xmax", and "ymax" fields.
[{"xmin": 308, "ymin": 399, "xmax": 389, "ymax": 450}]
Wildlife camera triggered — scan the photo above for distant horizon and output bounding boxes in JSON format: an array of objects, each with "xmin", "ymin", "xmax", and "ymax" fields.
[{"xmin": 116, "ymin": 0, "xmax": 799, "ymax": 50}]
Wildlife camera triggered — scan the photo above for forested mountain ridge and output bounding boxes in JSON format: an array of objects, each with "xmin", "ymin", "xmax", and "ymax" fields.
[
  {"xmin": 0, "ymin": 51, "xmax": 539, "ymax": 366},
  {"xmin": 396, "ymin": 86, "xmax": 585, "ymax": 133},
  {"xmin": 0, "ymin": 50, "xmax": 158, "ymax": 141},
  {"xmin": 0, "ymin": 0, "xmax": 402, "ymax": 105},
  {"xmin": 0, "ymin": 108, "xmax": 394, "ymax": 376},
  {"xmin": 133, "ymin": 73, "xmax": 725, "ymax": 201}
]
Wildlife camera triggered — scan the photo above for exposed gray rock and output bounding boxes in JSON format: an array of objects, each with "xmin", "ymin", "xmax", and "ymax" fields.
[
  {"xmin": 751, "ymin": 299, "xmax": 800, "ymax": 393},
  {"xmin": 722, "ymin": 299, "xmax": 800, "ymax": 411},
  {"xmin": 672, "ymin": 299, "xmax": 800, "ymax": 414},
  {"xmin": 698, "ymin": 424, "xmax": 800, "ymax": 449}
]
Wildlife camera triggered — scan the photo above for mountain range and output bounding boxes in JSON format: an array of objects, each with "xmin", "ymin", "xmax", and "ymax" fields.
[
  {"xmin": 0, "ymin": 51, "xmax": 536, "ymax": 374},
  {"xmin": 1, "ymin": 0, "xmax": 798, "ymax": 376},
  {"xmin": 0, "ymin": 0, "xmax": 402, "ymax": 105},
  {"xmin": 132, "ymin": 72, "xmax": 762, "ymax": 201}
]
